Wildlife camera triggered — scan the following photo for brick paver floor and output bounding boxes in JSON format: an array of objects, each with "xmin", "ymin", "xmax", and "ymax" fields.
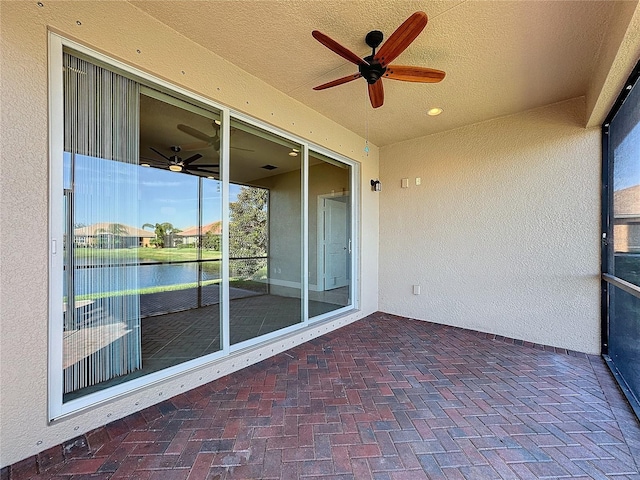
[{"xmin": 16, "ymin": 312, "xmax": 640, "ymax": 479}]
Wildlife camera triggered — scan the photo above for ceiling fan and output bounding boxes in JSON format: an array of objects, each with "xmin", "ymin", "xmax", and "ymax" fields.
[
  {"xmin": 147, "ymin": 146, "xmax": 219, "ymax": 175},
  {"xmin": 312, "ymin": 11, "xmax": 445, "ymax": 108},
  {"xmin": 177, "ymin": 123, "xmax": 253, "ymax": 153}
]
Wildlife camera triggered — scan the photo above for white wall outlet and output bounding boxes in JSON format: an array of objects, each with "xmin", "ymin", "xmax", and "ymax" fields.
[
  {"xmin": 413, "ymin": 285, "xmax": 421, "ymax": 295},
  {"xmin": 401, "ymin": 178, "xmax": 409, "ymax": 188}
]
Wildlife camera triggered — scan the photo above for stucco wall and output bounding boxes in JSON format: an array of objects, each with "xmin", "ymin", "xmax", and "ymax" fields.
[
  {"xmin": 379, "ymin": 98, "xmax": 601, "ymax": 354},
  {"xmin": 0, "ymin": 1, "xmax": 379, "ymax": 467}
]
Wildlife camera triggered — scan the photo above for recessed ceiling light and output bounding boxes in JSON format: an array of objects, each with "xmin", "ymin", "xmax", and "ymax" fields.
[
  {"xmin": 169, "ymin": 164, "xmax": 182, "ymax": 172},
  {"xmin": 207, "ymin": 176, "xmax": 215, "ymax": 179},
  {"xmin": 292, "ymin": 148, "xmax": 300, "ymax": 153},
  {"xmin": 141, "ymin": 163, "xmax": 150, "ymax": 167},
  {"xmin": 427, "ymin": 107, "xmax": 443, "ymax": 116}
]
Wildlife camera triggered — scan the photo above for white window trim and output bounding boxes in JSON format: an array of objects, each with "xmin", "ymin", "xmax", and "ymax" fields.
[{"xmin": 48, "ymin": 32, "xmax": 360, "ymax": 420}]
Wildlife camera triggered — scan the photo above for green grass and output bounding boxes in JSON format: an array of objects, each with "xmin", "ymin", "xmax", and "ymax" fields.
[
  {"xmin": 73, "ymin": 277, "xmax": 267, "ymax": 301},
  {"xmin": 73, "ymin": 247, "xmax": 221, "ymax": 263},
  {"xmin": 75, "ymin": 279, "xmax": 222, "ymax": 301},
  {"xmin": 229, "ymin": 279, "xmax": 268, "ymax": 293}
]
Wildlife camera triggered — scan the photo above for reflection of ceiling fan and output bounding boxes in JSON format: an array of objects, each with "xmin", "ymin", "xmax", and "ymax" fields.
[
  {"xmin": 312, "ymin": 11, "xmax": 445, "ymax": 108},
  {"xmin": 177, "ymin": 123, "xmax": 253, "ymax": 152},
  {"xmin": 147, "ymin": 146, "xmax": 219, "ymax": 175}
]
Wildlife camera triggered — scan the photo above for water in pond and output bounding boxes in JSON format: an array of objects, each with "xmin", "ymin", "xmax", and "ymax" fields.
[{"xmin": 69, "ymin": 261, "xmax": 220, "ymax": 296}]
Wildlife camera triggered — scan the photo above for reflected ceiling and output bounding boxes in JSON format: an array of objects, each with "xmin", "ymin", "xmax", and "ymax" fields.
[{"xmin": 140, "ymin": 93, "xmax": 305, "ymax": 184}]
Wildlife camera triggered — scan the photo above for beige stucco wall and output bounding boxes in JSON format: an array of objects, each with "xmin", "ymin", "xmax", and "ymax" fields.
[
  {"xmin": 0, "ymin": 1, "xmax": 379, "ymax": 467},
  {"xmin": 379, "ymin": 98, "xmax": 601, "ymax": 354}
]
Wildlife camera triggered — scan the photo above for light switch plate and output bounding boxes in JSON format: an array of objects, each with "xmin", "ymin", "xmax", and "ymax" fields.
[{"xmin": 401, "ymin": 178, "xmax": 409, "ymax": 188}]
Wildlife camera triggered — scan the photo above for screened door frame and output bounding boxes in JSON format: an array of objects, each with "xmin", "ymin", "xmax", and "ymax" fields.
[
  {"xmin": 48, "ymin": 32, "xmax": 360, "ymax": 420},
  {"xmin": 601, "ymin": 57, "xmax": 640, "ymax": 420}
]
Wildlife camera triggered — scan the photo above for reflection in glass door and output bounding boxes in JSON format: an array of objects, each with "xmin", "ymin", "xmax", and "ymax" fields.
[
  {"xmin": 308, "ymin": 152, "xmax": 352, "ymax": 318},
  {"xmin": 62, "ymin": 54, "xmax": 225, "ymax": 401},
  {"xmin": 56, "ymin": 46, "xmax": 357, "ymax": 409},
  {"xmin": 228, "ymin": 119, "xmax": 303, "ymax": 345}
]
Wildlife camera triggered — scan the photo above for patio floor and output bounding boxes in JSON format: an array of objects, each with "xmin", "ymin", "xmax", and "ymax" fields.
[{"xmin": 14, "ymin": 312, "xmax": 640, "ymax": 479}]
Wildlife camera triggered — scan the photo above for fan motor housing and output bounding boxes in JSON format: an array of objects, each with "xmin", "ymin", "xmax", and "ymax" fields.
[{"xmin": 359, "ymin": 55, "xmax": 387, "ymax": 84}]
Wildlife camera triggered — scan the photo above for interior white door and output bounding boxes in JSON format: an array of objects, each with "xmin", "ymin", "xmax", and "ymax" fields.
[{"xmin": 323, "ymin": 197, "xmax": 349, "ymax": 290}]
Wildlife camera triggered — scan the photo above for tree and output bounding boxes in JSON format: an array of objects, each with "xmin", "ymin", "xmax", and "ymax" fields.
[
  {"xmin": 142, "ymin": 222, "xmax": 181, "ymax": 248},
  {"xmin": 202, "ymin": 229, "xmax": 221, "ymax": 251},
  {"xmin": 229, "ymin": 186, "xmax": 268, "ymax": 277}
]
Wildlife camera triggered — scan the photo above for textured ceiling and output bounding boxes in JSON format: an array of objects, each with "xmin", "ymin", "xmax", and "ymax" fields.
[{"xmin": 130, "ymin": 0, "xmax": 626, "ymax": 147}]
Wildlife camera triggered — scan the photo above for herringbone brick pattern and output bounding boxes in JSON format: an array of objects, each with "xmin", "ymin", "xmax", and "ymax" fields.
[{"xmin": 13, "ymin": 313, "xmax": 640, "ymax": 479}]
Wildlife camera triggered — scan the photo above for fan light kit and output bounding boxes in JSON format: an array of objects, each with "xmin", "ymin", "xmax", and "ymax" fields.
[
  {"xmin": 141, "ymin": 163, "xmax": 150, "ymax": 167},
  {"xmin": 312, "ymin": 11, "xmax": 445, "ymax": 108},
  {"xmin": 427, "ymin": 107, "xmax": 443, "ymax": 116},
  {"xmin": 147, "ymin": 145, "xmax": 219, "ymax": 176}
]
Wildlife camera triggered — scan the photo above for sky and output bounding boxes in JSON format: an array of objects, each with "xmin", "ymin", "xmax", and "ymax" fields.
[
  {"xmin": 68, "ymin": 154, "xmax": 242, "ymax": 230},
  {"xmin": 613, "ymin": 122, "xmax": 640, "ymax": 192}
]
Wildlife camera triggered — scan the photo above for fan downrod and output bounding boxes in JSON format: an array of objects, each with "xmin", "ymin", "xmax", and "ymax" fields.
[{"xmin": 359, "ymin": 30, "xmax": 386, "ymax": 84}]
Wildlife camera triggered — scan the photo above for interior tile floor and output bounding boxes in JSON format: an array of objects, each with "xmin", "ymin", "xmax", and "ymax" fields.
[{"xmin": 22, "ymin": 312, "xmax": 640, "ymax": 479}]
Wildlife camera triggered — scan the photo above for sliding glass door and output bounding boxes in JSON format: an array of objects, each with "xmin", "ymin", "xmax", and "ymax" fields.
[
  {"xmin": 53, "ymin": 42, "xmax": 357, "ymax": 413},
  {"xmin": 228, "ymin": 119, "xmax": 304, "ymax": 345},
  {"xmin": 62, "ymin": 56, "xmax": 225, "ymax": 400}
]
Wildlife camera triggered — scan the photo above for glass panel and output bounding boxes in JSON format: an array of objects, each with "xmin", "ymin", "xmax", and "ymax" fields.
[
  {"xmin": 229, "ymin": 120, "xmax": 302, "ymax": 345},
  {"xmin": 607, "ymin": 68, "xmax": 640, "ymax": 417},
  {"xmin": 611, "ymin": 75, "xmax": 640, "ymax": 286},
  {"xmin": 609, "ymin": 285, "xmax": 640, "ymax": 403},
  {"xmin": 62, "ymin": 53, "xmax": 141, "ymax": 398},
  {"xmin": 308, "ymin": 152, "xmax": 352, "ymax": 318},
  {"xmin": 62, "ymin": 56, "xmax": 224, "ymax": 400}
]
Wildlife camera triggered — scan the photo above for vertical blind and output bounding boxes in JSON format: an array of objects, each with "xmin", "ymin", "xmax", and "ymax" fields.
[{"xmin": 63, "ymin": 53, "xmax": 141, "ymax": 394}]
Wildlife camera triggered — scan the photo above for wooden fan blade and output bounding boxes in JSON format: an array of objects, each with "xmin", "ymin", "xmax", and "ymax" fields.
[
  {"xmin": 177, "ymin": 124, "xmax": 213, "ymax": 142},
  {"xmin": 383, "ymin": 65, "xmax": 445, "ymax": 83},
  {"xmin": 313, "ymin": 73, "xmax": 362, "ymax": 91},
  {"xmin": 231, "ymin": 146, "xmax": 255, "ymax": 152},
  {"xmin": 374, "ymin": 12, "xmax": 428, "ymax": 67},
  {"xmin": 181, "ymin": 141, "xmax": 210, "ymax": 151},
  {"xmin": 312, "ymin": 31, "xmax": 369, "ymax": 67},
  {"xmin": 149, "ymin": 146, "xmax": 170, "ymax": 161},
  {"xmin": 189, "ymin": 163, "xmax": 219, "ymax": 168},
  {"xmin": 368, "ymin": 80, "xmax": 384, "ymax": 108},
  {"xmin": 182, "ymin": 153, "xmax": 202, "ymax": 166}
]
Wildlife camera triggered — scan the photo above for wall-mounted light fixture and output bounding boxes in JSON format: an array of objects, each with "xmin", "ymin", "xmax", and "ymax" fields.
[{"xmin": 370, "ymin": 179, "xmax": 381, "ymax": 192}]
